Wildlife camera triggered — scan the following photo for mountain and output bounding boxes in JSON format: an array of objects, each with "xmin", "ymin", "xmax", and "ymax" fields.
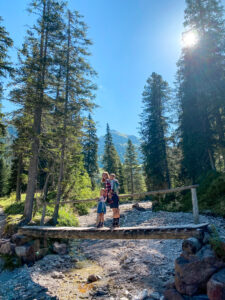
[{"xmin": 98, "ymin": 130, "xmax": 142, "ymax": 166}]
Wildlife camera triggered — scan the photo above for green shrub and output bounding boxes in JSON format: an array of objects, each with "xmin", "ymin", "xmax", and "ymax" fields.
[
  {"xmin": 4, "ymin": 202, "xmax": 24, "ymax": 215},
  {"xmin": 209, "ymin": 225, "xmax": 225, "ymax": 260}
]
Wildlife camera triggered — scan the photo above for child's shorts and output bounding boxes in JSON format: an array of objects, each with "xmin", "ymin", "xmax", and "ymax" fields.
[
  {"xmin": 97, "ymin": 201, "xmax": 106, "ymax": 214},
  {"xmin": 110, "ymin": 193, "xmax": 119, "ymax": 209}
]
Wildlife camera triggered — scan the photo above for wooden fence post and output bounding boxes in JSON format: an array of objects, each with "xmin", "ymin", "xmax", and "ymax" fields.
[{"xmin": 191, "ymin": 188, "xmax": 199, "ymax": 224}]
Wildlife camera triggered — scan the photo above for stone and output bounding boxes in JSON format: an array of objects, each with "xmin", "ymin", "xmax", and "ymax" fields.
[
  {"xmin": 11, "ymin": 234, "xmax": 31, "ymax": 246},
  {"xmin": 53, "ymin": 242, "xmax": 68, "ymax": 255},
  {"xmin": 192, "ymin": 295, "xmax": 209, "ymax": 300},
  {"xmin": 203, "ymin": 232, "xmax": 211, "ymax": 245},
  {"xmin": 132, "ymin": 203, "xmax": 146, "ymax": 212},
  {"xmin": 87, "ymin": 274, "xmax": 101, "ymax": 283},
  {"xmin": 133, "ymin": 289, "xmax": 148, "ymax": 300},
  {"xmin": 164, "ymin": 288, "xmax": 184, "ymax": 300},
  {"xmin": 149, "ymin": 291, "xmax": 161, "ymax": 299},
  {"xmin": 175, "ymin": 246, "xmax": 225, "ymax": 296},
  {"xmin": 0, "ymin": 241, "xmax": 15, "ymax": 255},
  {"xmin": 15, "ymin": 243, "xmax": 35, "ymax": 263},
  {"xmin": 207, "ymin": 268, "xmax": 225, "ymax": 300},
  {"xmin": 182, "ymin": 238, "xmax": 202, "ymax": 255},
  {"xmin": 51, "ymin": 271, "xmax": 64, "ymax": 279}
]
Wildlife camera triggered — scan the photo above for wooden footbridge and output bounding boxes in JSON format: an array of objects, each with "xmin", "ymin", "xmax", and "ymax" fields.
[
  {"xmin": 19, "ymin": 184, "xmax": 205, "ymax": 240},
  {"xmin": 19, "ymin": 223, "xmax": 209, "ymax": 240}
]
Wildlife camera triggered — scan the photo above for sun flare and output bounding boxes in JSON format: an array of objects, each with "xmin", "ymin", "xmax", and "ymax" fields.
[{"xmin": 182, "ymin": 30, "xmax": 198, "ymax": 48}]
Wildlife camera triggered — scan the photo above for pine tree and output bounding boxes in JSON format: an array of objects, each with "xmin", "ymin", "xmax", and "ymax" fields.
[
  {"xmin": 0, "ymin": 17, "xmax": 13, "ymax": 196},
  {"xmin": 124, "ymin": 139, "xmax": 145, "ymax": 193},
  {"xmin": 0, "ymin": 16, "xmax": 13, "ymax": 99},
  {"xmin": 140, "ymin": 72, "xmax": 170, "ymax": 190},
  {"xmin": 102, "ymin": 124, "xmax": 120, "ymax": 175},
  {"xmin": 17, "ymin": 0, "xmax": 66, "ymax": 222},
  {"xmin": 83, "ymin": 114, "xmax": 99, "ymax": 190},
  {"xmin": 118, "ymin": 161, "xmax": 126, "ymax": 193},
  {"xmin": 177, "ymin": 0, "xmax": 225, "ymax": 182},
  {"xmin": 52, "ymin": 9, "xmax": 96, "ymax": 224}
]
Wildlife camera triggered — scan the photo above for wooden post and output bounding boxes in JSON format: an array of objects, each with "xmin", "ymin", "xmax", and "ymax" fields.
[{"xmin": 191, "ymin": 188, "xmax": 199, "ymax": 224}]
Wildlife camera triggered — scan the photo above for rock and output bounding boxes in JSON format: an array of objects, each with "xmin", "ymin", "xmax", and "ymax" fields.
[
  {"xmin": 149, "ymin": 291, "xmax": 161, "ymax": 299},
  {"xmin": 192, "ymin": 295, "xmax": 209, "ymax": 300},
  {"xmin": 11, "ymin": 234, "xmax": 31, "ymax": 246},
  {"xmin": 15, "ymin": 243, "xmax": 35, "ymax": 263},
  {"xmin": 53, "ymin": 242, "xmax": 68, "ymax": 255},
  {"xmin": 132, "ymin": 203, "xmax": 146, "ymax": 212},
  {"xmin": 182, "ymin": 238, "xmax": 202, "ymax": 255},
  {"xmin": 0, "ymin": 241, "xmax": 15, "ymax": 255},
  {"xmin": 93, "ymin": 290, "xmax": 108, "ymax": 296},
  {"xmin": 108, "ymin": 270, "xmax": 118, "ymax": 276},
  {"xmin": 133, "ymin": 289, "xmax": 148, "ymax": 300},
  {"xmin": 51, "ymin": 271, "xmax": 64, "ymax": 279},
  {"xmin": 207, "ymin": 268, "xmax": 225, "ymax": 300},
  {"xmin": 87, "ymin": 274, "xmax": 101, "ymax": 283},
  {"xmin": 164, "ymin": 288, "xmax": 184, "ymax": 300},
  {"xmin": 175, "ymin": 246, "xmax": 225, "ymax": 296},
  {"xmin": 203, "ymin": 232, "xmax": 211, "ymax": 245}
]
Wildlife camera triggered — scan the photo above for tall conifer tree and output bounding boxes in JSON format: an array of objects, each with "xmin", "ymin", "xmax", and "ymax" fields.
[
  {"xmin": 83, "ymin": 114, "xmax": 99, "ymax": 190},
  {"xmin": 177, "ymin": 0, "xmax": 225, "ymax": 181},
  {"xmin": 102, "ymin": 124, "xmax": 120, "ymax": 175},
  {"xmin": 124, "ymin": 139, "xmax": 145, "ymax": 193},
  {"xmin": 140, "ymin": 72, "xmax": 170, "ymax": 190}
]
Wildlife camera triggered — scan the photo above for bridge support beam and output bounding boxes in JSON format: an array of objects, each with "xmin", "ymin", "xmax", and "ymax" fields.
[{"xmin": 18, "ymin": 223, "xmax": 208, "ymax": 240}]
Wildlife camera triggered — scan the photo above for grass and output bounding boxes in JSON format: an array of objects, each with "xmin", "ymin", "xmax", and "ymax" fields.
[
  {"xmin": 0, "ymin": 192, "xmax": 79, "ymax": 228},
  {"xmin": 152, "ymin": 171, "xmax": 225, "ymax": 217}
]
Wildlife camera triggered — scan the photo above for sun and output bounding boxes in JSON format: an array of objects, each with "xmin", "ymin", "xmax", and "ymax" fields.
[{"xmin": 182, "ymin": 30, "xmax": 198, "ymax": 48}]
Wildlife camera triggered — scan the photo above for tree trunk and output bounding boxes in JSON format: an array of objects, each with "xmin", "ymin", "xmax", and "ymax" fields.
[
  {"xmin": 40, "ymin": 173, "xmax": 50, "ymax": 226},
  {"xmin": 215, "ymin": 111, "xmax": 225, "ymax": 168},
  {"xmin": 16, "ymin": 154, "xmax": 22, "ymax": 202},
  {"xmin": 24, "ymin": 0, "xmax": 48, "ymax": 223},
  {"xmin": 208, "ymin": 149, "xmax": 216, "ymax": 170},
  {"xmin": 52, "ymin": 11, "xmax": 71, "ymax": 225}
]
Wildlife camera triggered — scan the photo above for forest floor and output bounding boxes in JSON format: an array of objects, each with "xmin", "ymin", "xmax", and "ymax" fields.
[{"xmin": 0, "ymin": 202, "xmax": 225, "ymax": 300}]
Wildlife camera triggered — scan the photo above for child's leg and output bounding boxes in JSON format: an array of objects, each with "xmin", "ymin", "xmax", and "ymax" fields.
[
  {"xmin": 99, "ymin": 213, "xmax": 104, "ymax": 222},
  {"xmin": 96, "ymin": 213, "xmax": 100, "ymax": 226}
]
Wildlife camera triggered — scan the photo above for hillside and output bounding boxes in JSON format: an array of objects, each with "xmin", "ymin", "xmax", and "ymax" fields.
[{"xmin": 98, "ymin": 130, "xmax": 142, "ymax": 166}]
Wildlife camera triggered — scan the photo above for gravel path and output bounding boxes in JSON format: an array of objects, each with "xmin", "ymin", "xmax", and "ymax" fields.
[{"xmin": 0, "ymin": 202, "xmax": 224, "ymax": 300}]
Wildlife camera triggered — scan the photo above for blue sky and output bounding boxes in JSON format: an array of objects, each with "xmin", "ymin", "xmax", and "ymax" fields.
[{"xmin": 1, "ymin": 0, "xmax": 224, "ymax": 137}]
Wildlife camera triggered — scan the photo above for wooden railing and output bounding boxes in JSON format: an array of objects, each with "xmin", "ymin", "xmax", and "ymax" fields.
[{"xmin": 59, "ymin": 185, "xmax": 200, "ymax": 224}]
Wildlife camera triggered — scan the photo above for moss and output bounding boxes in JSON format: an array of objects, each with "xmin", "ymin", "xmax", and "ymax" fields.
[
  {"xmin": 209, "ymin": 225, "xmax": 225, "ymax": 260},
  {"xmin": 0, "ymin": 254, "xmax": 22, "ymax": 270}
]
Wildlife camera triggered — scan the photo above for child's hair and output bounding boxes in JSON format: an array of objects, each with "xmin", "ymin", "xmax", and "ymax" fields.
[
  {"xmin": 101, "ymin": 171, "xmax": 109, "ymax": 182},
  {"xmin": 110, "ymin": 173, "xmax": 116, "ymax": 178}
]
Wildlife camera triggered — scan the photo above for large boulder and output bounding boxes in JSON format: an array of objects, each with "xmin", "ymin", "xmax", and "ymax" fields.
[
  {"xmin": 207, "ymin": 268, "xmax": 225, "ymax": 300},
  {"xmin": 164, "ymin": 288, "xmax": 184, "ymax": 300},
  {"xmin": 0, "ymin": 241, "xmax": 15, "ymax": 255},
  {"xmin": 175, "ymin": 245, "xmax": 224, "ymax": 296},
  {"xmin": 15, "ymin": 243, "xmax": 35, "ymax": 263},
  {"xmin": 11, "ymin": 234, "xmax": 31, "ymax": 246},
  {"xmin": 182, "ymin": 238, "xmax": 202, "ymax": 255},
  {"xmin": 53, "ymin": 242, "xmax": 68, "ymax": 255}
]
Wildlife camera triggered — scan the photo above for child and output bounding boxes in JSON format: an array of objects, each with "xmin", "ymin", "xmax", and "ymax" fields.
[
  {"xmin": 109, "ymin": 173, "xmax": 120, "ymax": 228},
  {"xmin": 96, "ymin": 188, "xmax": 107, "ymax": 228}
]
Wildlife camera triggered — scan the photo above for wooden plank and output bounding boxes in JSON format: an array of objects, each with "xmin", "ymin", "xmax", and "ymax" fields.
[
  {"xmin": 60, "ymin": 185, "xmax": 199, "ymax": 204},
  {"xmin": 191, "ymin": 188, "xmax": 199, "ymax": 224},
  {"xmin": 18, "ymin": 223, "xmax": 208, "ymax": 240}
]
